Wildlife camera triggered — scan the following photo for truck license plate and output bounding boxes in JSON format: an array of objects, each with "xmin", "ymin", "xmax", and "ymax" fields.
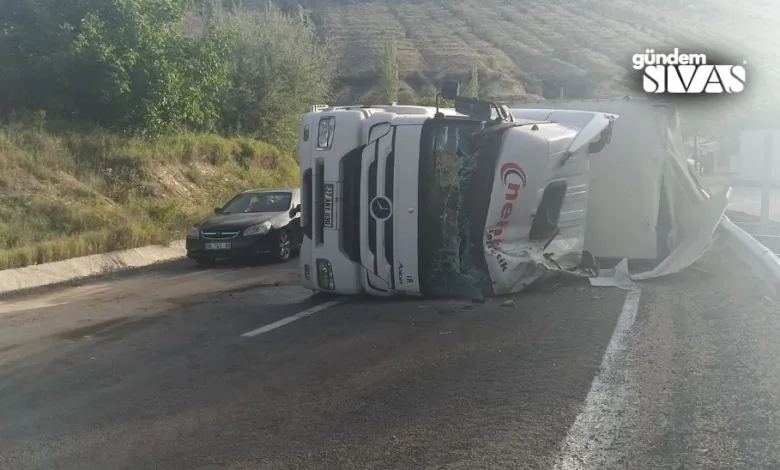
[
  {"xmin": 205, "ymin": 242, "xmax": 231, "ymax": 250},
  {"xmin": 323, "ymin": 183, "xmax": 334, "ymax": 228}
]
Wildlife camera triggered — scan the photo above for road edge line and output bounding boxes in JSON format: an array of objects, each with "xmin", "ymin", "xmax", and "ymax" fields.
[{"xmin": 552, "ymin": 287, "xmax": 642, "ymax": 469}]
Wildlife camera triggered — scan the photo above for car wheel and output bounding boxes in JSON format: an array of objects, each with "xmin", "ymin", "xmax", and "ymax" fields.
[{"xmin": 274, "ymin": 229, "xmax": 292, "ymax": 262}]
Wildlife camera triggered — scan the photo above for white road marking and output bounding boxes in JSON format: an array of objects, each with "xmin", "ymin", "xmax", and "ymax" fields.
[
  {"xmin": 553, "ymin": 287, "xmax": 642, "ymax": 469},
  {"xmin": 241, "ymin": 299, "xmax": 342, "ymax": 337}
]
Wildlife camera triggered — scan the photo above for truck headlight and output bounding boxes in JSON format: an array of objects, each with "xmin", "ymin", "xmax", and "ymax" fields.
[
  {"xmin": 244, "ymin": 221, "xmax": 271, "ymax": 236},
  {"xmin": 187, "ymin": 226, "xmax": 200, "ymax": 238},
  {"xmin": 316, "ymin": 259, "xmax": 335, "ymax": 290},
  {"xmin": 317, "ymin": 116, "xmax": 335, "ymax": 150}
]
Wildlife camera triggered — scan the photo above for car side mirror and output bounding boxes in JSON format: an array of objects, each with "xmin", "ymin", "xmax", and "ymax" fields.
[
  {"xmin": 214, "ymin": 207, "xmax": 223, "ymax": 214},
  {"xmin": 289, "ymin": 204, "xmax": 301, "ymax": 217}
]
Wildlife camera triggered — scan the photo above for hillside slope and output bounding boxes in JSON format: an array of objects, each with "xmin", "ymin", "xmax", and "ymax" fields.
[
  {"xmin": 275, "ymin": 0, "xmax": 780, "ymax": 103},
  {"xmin": 0, "ymin": 127, "xmax": 297, "ymax": 270}
]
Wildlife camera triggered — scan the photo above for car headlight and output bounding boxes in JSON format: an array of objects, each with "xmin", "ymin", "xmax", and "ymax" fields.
[
  {"xmin": 316, "ymin": 259, "xmax": 335, "ymax": 290},
  {"xmin": 244, "ymin": 221, "xmax": 271, "ymax": 236},
  {"xmin": 187, "ymin": 226, "xmax": 200, "ymax": 238}
]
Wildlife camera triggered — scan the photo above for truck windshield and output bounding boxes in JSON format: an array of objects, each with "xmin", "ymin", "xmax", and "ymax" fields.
[{"xmin": 417, "ymin": 118, "xmax": 492, "ymax": 299}]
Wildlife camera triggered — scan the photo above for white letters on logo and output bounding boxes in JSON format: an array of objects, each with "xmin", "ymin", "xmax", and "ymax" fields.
[{"xmin": 631, "ymin": 49, "xmax": 746, "ymax": 94}]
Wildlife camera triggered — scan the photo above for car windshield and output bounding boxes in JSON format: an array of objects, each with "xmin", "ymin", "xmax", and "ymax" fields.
[
  {"xmin": 418, "ymin": 119, "xmax": 492, "ymax": 299},
  {"xmin": 221, "ymin": 192, "xmax": 292, "ymax": 213}
]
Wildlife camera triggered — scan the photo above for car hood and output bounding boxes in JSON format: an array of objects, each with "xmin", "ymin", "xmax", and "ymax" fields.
[{"xmin": 196, "ymin": 212, "xmax": 283, "ymax": 231}]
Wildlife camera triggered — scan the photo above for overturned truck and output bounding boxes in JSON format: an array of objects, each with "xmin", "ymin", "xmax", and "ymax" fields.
[{"xmin": 297, "ymin": 87, "xmax": 726, "ymax": 297}]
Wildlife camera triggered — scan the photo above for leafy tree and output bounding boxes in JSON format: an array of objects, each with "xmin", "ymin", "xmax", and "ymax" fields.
[
  {"xmin": 467, "ymin": 66, "xmax": 480, "ymax": 98},
  {"xmin": 0, "ymin": 0, "xmax": 332, "ymax": 145},
  {"xmin": 0, "ymin": 0, "xmax": 231, "ymax": 135},
  {"xmin": 380, "ymin": 38, "xmax": 400, "ymax": 104},
  {"xmin": 205, "ymin": 2, "xmax": 333, "ymax": 150}
]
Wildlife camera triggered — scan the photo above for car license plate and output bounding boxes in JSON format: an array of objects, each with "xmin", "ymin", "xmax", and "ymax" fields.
[
  {"xmin": 323, "ymin": 183, "xmax": 334, "ymax": 228},
  {"xmin": 205, "ymin": 242, "xmax": 231, "ymax": 250}
]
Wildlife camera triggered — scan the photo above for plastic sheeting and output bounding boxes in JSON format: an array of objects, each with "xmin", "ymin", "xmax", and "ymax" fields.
[{"xmin": 591, "ymin": 188, "xmax": 729, "ymax": 288}]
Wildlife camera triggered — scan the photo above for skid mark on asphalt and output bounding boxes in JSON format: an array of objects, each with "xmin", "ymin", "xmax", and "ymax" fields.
[
  {"xmin": 553, "ymin": 287, "xmax": 642, "ymax": 469},
  {"xmin": 241, "ymin": 299, "xmax": 343, "ymax": 337},
  {"xmin": 55, "ymin": 317, "xmax": 131, "ymax": 340}
]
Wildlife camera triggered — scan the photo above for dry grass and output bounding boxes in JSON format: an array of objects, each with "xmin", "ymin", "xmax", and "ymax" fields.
[
  {"xmin": 271, "ymin": 0, "xmax": 780, "ymax": 102},
  {"xmin": 0, "ymin": 127, "xmax": 297, "ymax": 270}
]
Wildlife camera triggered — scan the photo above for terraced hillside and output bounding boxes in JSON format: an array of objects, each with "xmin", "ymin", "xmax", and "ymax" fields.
[{"xmin": 272, "ymin": 0, "xmax": 780, "ymax": 104}]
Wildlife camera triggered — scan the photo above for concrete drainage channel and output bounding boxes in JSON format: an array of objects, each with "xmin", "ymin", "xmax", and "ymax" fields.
[{"xmin": 0, "ymin": 240, "xmax": 186, "ymax": 297}]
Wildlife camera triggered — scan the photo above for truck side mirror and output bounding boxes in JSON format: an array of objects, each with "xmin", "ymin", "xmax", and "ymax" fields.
[
  {"xmin": 588, "ymin": 119, "xmax": 615, "ymax": 154},
  {"xmin": 440, "ymin": 81, "xmax": 460, "ymax": 100},
  {"xmin": 455, "ymin": 96, "xmax": 492, "ymax": 121}
]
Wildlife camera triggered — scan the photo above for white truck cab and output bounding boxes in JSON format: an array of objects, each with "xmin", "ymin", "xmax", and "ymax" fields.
[{"xmin": 298, "ymin": 93, "xmax": 617, "ymax": 297}]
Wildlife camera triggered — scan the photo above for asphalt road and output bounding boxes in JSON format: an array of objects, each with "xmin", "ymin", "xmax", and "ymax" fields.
[{"xmin": 0, "ymin": 250, "xmax": 777, "ymax": 469}]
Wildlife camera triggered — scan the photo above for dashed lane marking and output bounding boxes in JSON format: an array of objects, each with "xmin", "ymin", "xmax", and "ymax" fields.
[{"xmin": 240, "ymin": 299, "xmax": 343, "ymax": 337}]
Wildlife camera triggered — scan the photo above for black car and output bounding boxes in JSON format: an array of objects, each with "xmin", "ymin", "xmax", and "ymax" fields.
[{"xmin": 186, "ymin": 187, "xmax": 302, "ymax": 266}]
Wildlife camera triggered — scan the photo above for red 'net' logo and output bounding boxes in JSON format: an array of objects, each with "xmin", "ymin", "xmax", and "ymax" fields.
[
  {"xmin": 488, "ymin": 162, "xmax": 526, "ymax": 254},
  {"xmin": 500, "ymin": 162, "xmax": 527, "ymax": 187}
]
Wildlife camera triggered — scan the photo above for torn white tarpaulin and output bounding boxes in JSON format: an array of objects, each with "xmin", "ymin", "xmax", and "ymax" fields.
[
  {"xmin": 589, "ymin": 187, "xmax": 730, "ymax": 287},
  {"xmin": 590, "ymin": 258, "xmax": 634, "ymax": 290}
]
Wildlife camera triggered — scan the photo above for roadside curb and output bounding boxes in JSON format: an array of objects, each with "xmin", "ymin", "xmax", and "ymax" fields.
[
  {"xmin": 0, "ymin": 240, "xmax": 186, "ymax": 297},
  {"xmin": 719, "ymin": 217, "xmax": 780, "ymax": 299}
]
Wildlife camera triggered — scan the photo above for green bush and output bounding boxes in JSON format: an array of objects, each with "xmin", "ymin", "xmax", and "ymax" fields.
[
  {"xmin": 413, "ymin": 96, "xmax": 456, "ymax": 107},
  {"xmin": 0, "ymin": 0, "xmax": 231, "ymax": 136},
  {"xmin": 204, "ymin": 2, "xmax": 333, "ymax": 151}
]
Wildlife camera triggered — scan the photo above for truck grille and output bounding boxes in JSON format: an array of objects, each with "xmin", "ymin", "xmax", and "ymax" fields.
[{"xmin": 367, "ymin": 128, "xmax": 395, "ymax": 277}]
